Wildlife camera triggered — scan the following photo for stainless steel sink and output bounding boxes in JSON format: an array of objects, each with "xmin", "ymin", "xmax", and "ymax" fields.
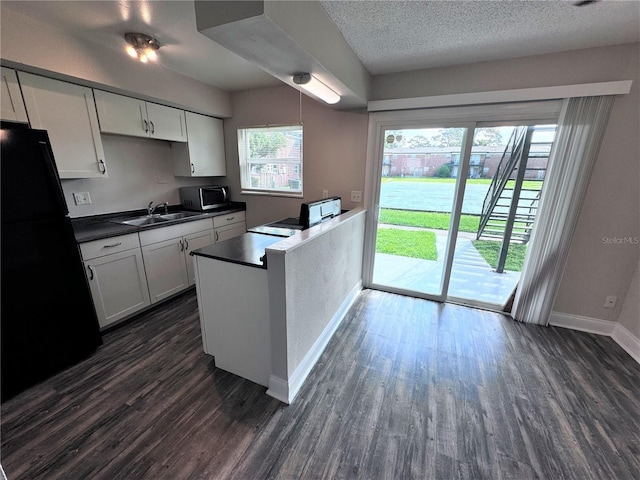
[
  {"xmin": 117, "ymin": 216, "xmax": 168, "ymax": 226},
  {"xmin": 159, "ymin": 212, "xmax": 204, "ymax": 220},
  {"xmin": 110, "ymin": 211, "xmax": 204, "ymax": 227}
]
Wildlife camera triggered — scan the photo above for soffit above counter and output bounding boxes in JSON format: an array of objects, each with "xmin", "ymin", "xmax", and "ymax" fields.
[{"xmin": 194, "ymin": 1, "xmax": 371, "ymax": 110}]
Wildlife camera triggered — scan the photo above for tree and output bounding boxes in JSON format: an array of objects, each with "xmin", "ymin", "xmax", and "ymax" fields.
[
  {"xmin": 473, "ymin": 128, "xmax": 503, "ymax": 146},
  {"xmin": 249, "ymin": 131, "xmax": 287, "ymax": 158},
  {"xmin": 434, "ymin": 164, "xmax": 451, "ymax": 178},
  {"xmin": 407, "ymin": 135, "xmax": 433, "ymax": 148},
  {"xmin": 431, "ymin": 128, "xmax": 465, "ymax": 147}
]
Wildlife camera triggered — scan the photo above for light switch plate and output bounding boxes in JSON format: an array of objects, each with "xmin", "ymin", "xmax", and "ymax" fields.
[{"xmin": 73, "ymin": 191, "xmax": 91, "ymax": 205}]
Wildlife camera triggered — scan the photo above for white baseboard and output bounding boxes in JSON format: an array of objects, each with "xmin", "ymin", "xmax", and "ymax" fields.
[
  {"xmin": 266, "ymin": 375, "xmax": 289, "ymax": 404},
  {"xmin": 549, "ymin": 312, "xmax": 616, "ymax": 335},
  {"xmin": 550, "ymin": 311, "xmax": 640, "ymax": 364},
  {"xmin": 612, "ymin": 323, "xmax": 640, "ymax": 364},
  {"xmin": 267, "ymin": 281, "xmax": 362, "ymax": 405}
]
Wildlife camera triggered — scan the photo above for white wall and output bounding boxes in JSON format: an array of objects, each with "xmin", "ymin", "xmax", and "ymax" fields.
[
  {"xmin": 371, "ymin": 43, "xmax": 640, "ymax": 326},
  {"xmin": 0, "ymin": 6, "xmax": 231, "ymax": 117},
  {"xmin": 267, "ymin": 209, "xmax": 366, "ymax": 402},
  {"xmin": 221, "ymin": 85, "xmax": 369, "ymax": 228},
  {"xmin": 62, "ymin": 136, "xmax": 216, "ymax": 218}
]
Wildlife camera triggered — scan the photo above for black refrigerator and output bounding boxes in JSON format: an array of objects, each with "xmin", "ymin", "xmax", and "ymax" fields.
[{"xmin": 1, "ymin": 121, "xmax": 102, "ymax": 402}]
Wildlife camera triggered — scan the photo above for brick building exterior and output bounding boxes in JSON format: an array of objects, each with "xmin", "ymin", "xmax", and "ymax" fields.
[{"xmin": 382, "ymin": 145, "xmax": 549, "ymax": 180}]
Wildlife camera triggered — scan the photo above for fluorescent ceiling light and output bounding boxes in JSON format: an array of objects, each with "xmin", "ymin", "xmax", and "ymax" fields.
[{"xmin": 293, "ymin": 73, "xmax": 340, "ymax": 105}]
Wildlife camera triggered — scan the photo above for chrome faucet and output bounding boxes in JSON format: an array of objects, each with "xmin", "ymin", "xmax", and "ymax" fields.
[{"xmin": 147, "ymin": 201, "xmax": 169, "ymax": 216}]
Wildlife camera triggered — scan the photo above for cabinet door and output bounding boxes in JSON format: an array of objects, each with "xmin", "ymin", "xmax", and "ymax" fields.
[
  {"xmin": 215, "ymin": 221, "xmax": 247, "ymax": 243},
  {"xmin": 85, "ymin": 249, "xmax": 150, "ymax": 328},
  {"xmin": 173, "ymin": 112, "xmax": 226, "ymax": 177},
  {"xmin": 145, "ymin": 102, "xmax": 187, "ymax": 142},
  {"xmin": 1, "ymin": 67, "xmax": 28, "ymax": 123},
  {"xmin": 94, "ymin": 90, "xmax": 149, "ymax": 138},
  {"xmin": 142, "ymin": 237, "xmax": 189, "ymax": 303},
  {"xmin": 19, "ymin": 72, "xmax": 107, "ymax": 178},
  {"xmin": 184, "ymin": 229, "xmax": 215, "ymax": 286}
]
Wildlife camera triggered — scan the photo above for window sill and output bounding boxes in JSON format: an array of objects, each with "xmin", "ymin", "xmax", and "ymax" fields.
[{"xmin": 241, "ymin": 190, "xmax": 304, "ymax": 199}]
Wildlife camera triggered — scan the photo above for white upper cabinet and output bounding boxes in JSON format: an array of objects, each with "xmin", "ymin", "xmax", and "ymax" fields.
[
  {"xmin": 145, "ymin": 102, "xmax": 187, "ymax": 142},
  {"xmin": 94, "ymin": 90, "xmax": 187, "ymax": 142},
  {"xmin": 1, "ymin": 67, "xmax": 28, "ymax": 123},
  {"xmin": 172, "ymin": 111, "xmax": 226, "ymax": 177},
  {"xmin": 18, "ymin": 72, "xmax": 107, "ymax": 179},
  {"xmin": 94, "ymin": 90, "xmax": 147, "ymax": 137}
]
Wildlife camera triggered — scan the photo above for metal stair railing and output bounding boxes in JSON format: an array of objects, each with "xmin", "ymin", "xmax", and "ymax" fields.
[{"xmin": 477, "ymin": 126, "xmax": 528, "ymax": 240}]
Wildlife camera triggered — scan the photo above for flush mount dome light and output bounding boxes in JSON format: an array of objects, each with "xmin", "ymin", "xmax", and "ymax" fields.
[
  {"xmin": 125, "ymin": 32, "xmax": 160, "ymax": 63},
  {"xmin": 293, "ymin": 73, "xmax": 340, "ymax": 105}
]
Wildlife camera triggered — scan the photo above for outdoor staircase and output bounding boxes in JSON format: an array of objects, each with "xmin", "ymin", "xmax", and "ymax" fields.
[{"xmin": 476, "ymin": 125, "xmax": 554, "ymax": 272}]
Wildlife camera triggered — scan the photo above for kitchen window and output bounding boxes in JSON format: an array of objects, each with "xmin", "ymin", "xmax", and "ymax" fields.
[{"xmin": 237, "ymin": 125, "xmax": 303, "ymax": 196}]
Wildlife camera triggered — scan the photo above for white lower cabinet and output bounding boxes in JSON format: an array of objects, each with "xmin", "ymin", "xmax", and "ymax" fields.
[
  {"xmin": 141, "ymin": 237, "xmax": 190, "ymax": 303},
  {"xmin": 139, "ymin": 218, "xmax": 214, "ymax": 304},
  {"xmin": 184, "ymin": 229, "xmax": 216, "ymax": 285},
  {"xmin": 81, "ymin": 234, "xmax": 150, "ymax": 329},
  {"xmin": 215, "ymin": 222, "xmax": 247, "ymax": 242},
  {"xmin": 213, "ymin": 211, "xmax": 246, "ymax": 242},
  {"xmin": 80, "ymin": 212, "xmax": 246, "ymax": 326}
]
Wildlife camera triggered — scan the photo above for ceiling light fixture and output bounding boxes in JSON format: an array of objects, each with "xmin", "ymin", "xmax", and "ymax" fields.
[
  {"xmin": 125, "ymin": 32, "xmax": 160, "ymax": 64},
  {"xmin": 293, "ymin": 73, "xmax": 340, "ymax": 105}
]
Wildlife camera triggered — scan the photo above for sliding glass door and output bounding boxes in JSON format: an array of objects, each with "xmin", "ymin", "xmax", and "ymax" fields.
[
  {"xmin": 370, "ymin": 124, "xmax": 474, "ymax": 301},
  {"xmin": 364, "ymin": 105, "xmax": 561, "ymax": 310}
]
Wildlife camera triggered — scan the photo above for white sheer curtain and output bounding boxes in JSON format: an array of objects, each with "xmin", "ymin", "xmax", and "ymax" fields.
[{"xmin": 512, "ymin": 95, "xmax": 616, "ymax": 325}]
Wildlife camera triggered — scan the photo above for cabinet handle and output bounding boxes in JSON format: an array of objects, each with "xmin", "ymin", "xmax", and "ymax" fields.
[
  {"xmin": 184, "ymin": 238, "xmax": 189, "ymax": 250},
  {"xmin": 179, "ymin": 239, "xmax": 184, "ymax": 251},
  {"xmin": 103, "ymin": 242, "xmax": 122, "ymax": 248},
  {"xmin": 150, "ymin": 121, "xmax": 155, "ymax": 134},
  {"xmin": 215, "ymin": 231, "xmax": 219, "ymax": 242},
  {"xmin": 191, "ymin": 163, "xmax": 195, "ymax": 174},
  {"xmin": 226, "ymin": 216, "xmax": 235, "ymax": 221},
  {"xmin": 143, "ymin": 119, "xmax": 149, "ymax": 133},
  {"xmin": 87, "ymin": 265, "xmax": 95, "ymax": 280},
  {"xmin": 99, "ymin": 159, "xmax": 106, "ymax": 174}
]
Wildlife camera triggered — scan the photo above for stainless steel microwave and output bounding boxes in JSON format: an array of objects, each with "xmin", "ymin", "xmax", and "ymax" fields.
[{"xmin": 179, "ymin": 186, "xmax": 229, "ymax": 211}]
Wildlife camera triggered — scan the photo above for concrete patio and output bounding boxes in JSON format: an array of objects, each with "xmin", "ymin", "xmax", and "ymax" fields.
[{"xmin": 372, "ymin": 226, "xmax": 520, "ymax": 307}]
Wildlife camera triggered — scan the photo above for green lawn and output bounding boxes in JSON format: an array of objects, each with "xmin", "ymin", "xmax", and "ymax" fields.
[
  {"xmin": 375, "ymin": 228, "xmax": 437, "ymax": 260},
  {"xmin": 472, "ymin": 240, "xmax": 527, "ymax": 272},
  {"xmin": 381, "ymin": 177, "xmax": 543, "ymax": 191},
  {"xmin": 376, "ymin": 208, "xmax": 529, "ymax": 270},
  {"xmin": 379, "ymin": 209, "xmax": 480, "ymax": 233}
]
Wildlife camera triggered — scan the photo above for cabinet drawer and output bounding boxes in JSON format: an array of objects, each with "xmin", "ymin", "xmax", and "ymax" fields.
[
  {"xmin": 213, "ymin": 211, "xmax": 245, "ymax": 229},
  {"xmin": 139, "ymin": 218, "xmax": 213, "ymax": 246},
  {"xmin": 80, "ymin": 233, "xmax": 141, "ymax": 260}
]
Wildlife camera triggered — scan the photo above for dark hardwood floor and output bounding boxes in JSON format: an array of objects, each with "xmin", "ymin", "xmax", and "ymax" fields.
[{"xmin": 2, "ymin": 289, "xmax": 639, "ymax": 479}]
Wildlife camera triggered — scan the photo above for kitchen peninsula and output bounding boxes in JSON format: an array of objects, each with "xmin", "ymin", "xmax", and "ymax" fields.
[{"xmin": 191, "ymin": 207, "xmax": 366, "ymax": 404}]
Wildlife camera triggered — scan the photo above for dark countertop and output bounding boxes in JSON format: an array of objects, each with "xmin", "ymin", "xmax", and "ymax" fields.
[
  {"xmin": 72, "ymin": 202, "xmax": 246, "ymax": 243},
  {"xmin": 190, "ymin": 232, "xmax": 285, "ymax": 269}
]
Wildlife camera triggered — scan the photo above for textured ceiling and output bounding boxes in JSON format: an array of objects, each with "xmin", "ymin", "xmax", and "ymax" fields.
[
  {"xmin": 2, "ymin": 1, "xmax": 639, "ymax": 91},
  {"xmin": 321, "ymin": 0, "xmax": 640, "ymax": 75}
]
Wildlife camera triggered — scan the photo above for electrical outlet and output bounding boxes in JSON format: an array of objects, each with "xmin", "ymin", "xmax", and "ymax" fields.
[
  {"xmin": 603, "ymin": 295, "xmax": 617, "ymax": 308},
  {"xmin": 322, "ymin": 189, "xmax": 329, "ymax": 199},
  {"xmin": 73, "ymin": 192, "xmax": 92, "ymax": 205},
  {"xmin": 351, "ymin": 190, "xmax": 362, "ymax": 203}
]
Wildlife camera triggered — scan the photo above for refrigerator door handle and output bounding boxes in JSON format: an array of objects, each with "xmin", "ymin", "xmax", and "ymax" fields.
[{"xmin": 87, "ymin": 264, "xmax": 95, "ymax": 280}]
